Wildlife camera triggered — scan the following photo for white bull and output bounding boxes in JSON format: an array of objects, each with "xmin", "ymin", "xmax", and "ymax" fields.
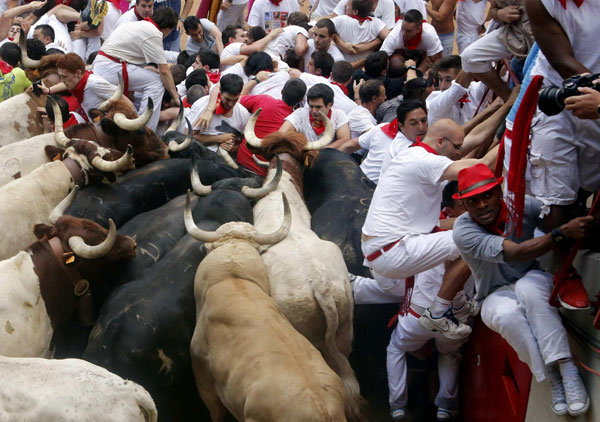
[
  {"xmin": 0, "ymin": 356, "xmax": 157, "ymax": 421},
  {"xmin": 0, "ymin": 91, "xmax": 48, "ymax": 147},
  {"xmin": 0, "ymin": 140, "xmax": 132, "ymax": 260},
  {"xmin": 245, "ymin": 113, "xmax": 364, "ymax": 421},
  {"xmin": 0, "ymin": 133, "xmax": 55, "ymax": 187}
]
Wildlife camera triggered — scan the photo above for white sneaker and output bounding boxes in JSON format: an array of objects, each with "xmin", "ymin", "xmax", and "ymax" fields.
[
  {"xmin": 436, "ymin": 407, "xmax": 457, "ymax": 420},
  {"xmin": 418, "ymin": 308, "xmax": 472, "ymax": 340},
  {"xmin": 546, "ymin": 366, "xmax": 568, "ymax": 416},
  {"xmin": 453, "ymin": 298, "xmax": 480, "ymax": 324},
  {"xmin": 390, "ymin": 407, "xmax": 406, "ymax": 420},
  {"xmin": 562, "ymin": 374, "xmax": 590, "ymax": 416}
]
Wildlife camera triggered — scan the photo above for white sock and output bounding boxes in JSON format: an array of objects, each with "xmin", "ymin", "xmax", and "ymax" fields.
[
  {"xmin": 430, "ymin": 296, "xmax": 452, "ymax": 318},
  {"xmin": 452, "ymin": 290, "xmax": 467, "ymax": 310}
]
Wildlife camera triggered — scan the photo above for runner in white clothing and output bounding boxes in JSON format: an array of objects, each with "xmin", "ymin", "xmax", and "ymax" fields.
[
  {"xmin": 333, "ymin": 0, "xmax": 396, "ymax": 29},
  {"xmin": 220, "ymin": 25, "xmax": 283, "ymax": 70},
  {"xmin": 263, "ymin": 22, "xmax": 309, "ymax": 62},
  {"xmin": 281, "ymin": 83, "xmax": 350, "ymax": 146},
  {"xmin": 455, "ymin": 0, "xmax": 487, "ymax": 53},
  {"xmin": 92, "ymin": 8, "xmax": 180, "ymax": 131},
  {"xmin": 347, "ymin": 79, "xmax": 385, "ymax": 138}
]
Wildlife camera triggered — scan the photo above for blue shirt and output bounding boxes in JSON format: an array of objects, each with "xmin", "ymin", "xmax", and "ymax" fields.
[{"xmin": 154, "ymin": 0, "xmax": 181, "ymax": 43}]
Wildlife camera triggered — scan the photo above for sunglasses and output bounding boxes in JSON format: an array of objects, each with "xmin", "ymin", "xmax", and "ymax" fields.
[{"xmin": 442, "ymin": 136, "xmax": 462, "ymax": 151}]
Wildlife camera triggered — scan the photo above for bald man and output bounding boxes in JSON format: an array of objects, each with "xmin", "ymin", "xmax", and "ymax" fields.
[{"xmin": 361, "ymin": 119, "xmax": 499, "ymax": 338}]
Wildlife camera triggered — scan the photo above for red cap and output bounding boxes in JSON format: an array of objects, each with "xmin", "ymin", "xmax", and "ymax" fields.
[{"xmin": 453, "ymin": 163, "xmax": 503, "ymax": 200}]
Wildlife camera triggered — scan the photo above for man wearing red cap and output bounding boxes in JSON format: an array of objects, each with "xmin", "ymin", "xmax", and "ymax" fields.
[{"xmin": 452, "ymin": 163, "xmax": 594, "ymax": 417}]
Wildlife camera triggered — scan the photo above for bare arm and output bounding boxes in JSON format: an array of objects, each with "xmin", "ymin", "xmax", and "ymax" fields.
[
  {"xmin": 279, "ymin": 120, "xmax": 296, "ymax": 133},
  {"xmin": 220, "ymin": 54, "xmax": 246, "ymax": 67},
  {"xmin": 335, "ymin": 137, "xmax": 361, "ymax": 153},
  {"xmin": 331, "ymin": 123, "xmax": 351, "ymax": 146},
  {"xmin": 192, "ymin": 85, "xmax": 219, "ymax": 131},
  {"xmin": 193, "ymin": 132, "xmax": 236, "ymax": 145},
  {"xmin": 0, "ymin": 0, "xmax": 46, "ymax": 38},
  {"xmin": 239, "ymin": 27, "xmax": 283, "ymax": 55},
  {"xmin": 440, "ymin": 144, "xmax": 499, "ymax": 181},
  {"xmin": 353, "ymin": 37, "xmax": 383, "ymax": 54},
  {"xmin": 294, "ymin": 33, "xmax": 309, "ymax": 58},
  {"xmin": 158, "ymin": 63, "xmax": 180, "ymax": 107},
  {"xmin": 503, "ymin": 216, "xmax": 595, "ymax": 261},
  {"xmin": 209, "ymin": 25, "xmax": 224, "ymax": 55},
  {"xmin": 426, "ymin": 0, "xmax": 457, "ymax": 21},
  {"xmin": 525, "ymin": 0, "xmax": 589, "ymax": 79}
]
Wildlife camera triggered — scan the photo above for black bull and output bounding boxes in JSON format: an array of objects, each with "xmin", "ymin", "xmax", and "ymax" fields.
[
  {"xmin": 304, "ymin": 148, "xmax": 399, "ymax": 399},
  {"xmin": 82, "ymin": 189, "xmax": 254, "ymax": 422}
]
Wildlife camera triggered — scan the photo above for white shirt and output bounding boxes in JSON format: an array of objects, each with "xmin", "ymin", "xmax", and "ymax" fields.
[
  {"xmin": 247, "ymin": 0, "xmax": 300, "ymax": 30},
  {"xmin": 530, "ymin": 0, "xmax": 600, "ymax": 88},
  {"xmin": 220, "ymin": 42, "xmax": 243, "ymax": 71},
  {"xmin": 81, "ymin": 74, "xmax": 117, "ymax": 120},
  {"xmin": 28, "ymin": 15, "xmax": 72, "ymax": 53},
  {"xmin": 303, "ymin": 39, "xmax": 345, "ymax": 72},
  {"xmin": 312, "ymin": 0, "xmax": 340, "ymax": 18},
  {"xmin": 426, "ymin": 80, "xmax": 491, "ymax": 126},
  {"xmin": 250, "ymin": 71, "xmax": 290, "ymax": 100},
  {"xmin": 362, "ymin": 145, "xmax": 452, "ymax": 249},
  {"xmin": 393, "ymin": 0, "xmax": 427, "ymax": 17},
  {"xmin": 264, "ymin": 25, "xmax": 309, "ymax": 59},
  {"xmin": 285, "ymin": 107, "xmax": 349, "ymax": 143},
  {"xmin": 357, "ymin": 123, "xmax": 396, "ymax": 184},
  {"xmin": 115, "ymin": 8, "xmax": 140, "ymax": 28},
  {"xmin": 99, "ymin": 21, "xmax": 166, "ymax": 65},
  {"xmin": 331, "ymin": 15, "xmax": 386, "ymax": 61},
  {"xmin": 221, "ymin": 62, "xmax": 248, "ymax": 84},
  {"xmin": 188, "ymin": 95, "xmax": 251, "ymax": 151},
  {"xmin": 381, "ymin": 20, "xmax": 442, "ymax": 56},
  {"xmin": 456, "ymin": 0, "xmax": 487, "ymax": 37},
  {"xmin": 379, "ymin": 130, "xmax": 413, "ymax": 177},
  {"xmin": 333, "ymin": 0, "xmax": 396, "ymax": 29},
  {"xmin": 298, "ymin": 73, "xmax": 357, "ymax": 115},
  {"xmin": 347, "ymin": 105, "xmax": 376, "ymax": 138}
]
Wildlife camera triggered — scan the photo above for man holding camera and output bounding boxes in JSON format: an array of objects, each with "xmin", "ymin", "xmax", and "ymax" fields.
[{"xmin": 521, "ymin": 0, "xmax": 600, "ymax": 309}]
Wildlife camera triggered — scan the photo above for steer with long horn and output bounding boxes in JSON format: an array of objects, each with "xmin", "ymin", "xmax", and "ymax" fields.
[{"xmin": 242, "ymin": 108, "xmax": 366, "ymax": 421}]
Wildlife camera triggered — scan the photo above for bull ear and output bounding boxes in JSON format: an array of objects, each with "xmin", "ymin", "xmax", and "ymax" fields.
[
  {"xmin": 99, "ymin": 118, "xmax": 120, "ymax": 136},
  {"xmin": 45, "ymin": 145, "xmax": 65, "ymax": 161},
  {"xmin": 34, "ymin": 223, "xmax": 57, "ymax": 240}
]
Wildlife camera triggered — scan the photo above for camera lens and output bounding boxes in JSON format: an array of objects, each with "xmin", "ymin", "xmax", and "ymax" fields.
[{"xmin": 538, "ymin": 86, "xmax": 567, "ymax": 116}]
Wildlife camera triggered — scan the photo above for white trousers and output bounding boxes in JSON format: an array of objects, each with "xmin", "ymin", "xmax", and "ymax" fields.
[
  {"xmin": 480, "ymin": 270, "xmax": 571, "ymax": 382},
  {"xmin": 456, "ymin": 32, "xmax": 479, "ymax": 55},
  {"xmin": 364, "ymin": 231, "xmax": 460, "ymax": 280},
  {"xmin": 352, "ymin": 273, "xmax": 404, "ymax": 304},
  {"xmin": 461, "ymin": 28, "xmax": 511, "ymax": 73},
  {"xmin": 72, "ymin": 36, "xmax": 101, "ymax": 62},
  {"xmin": 217, "ymin": 3, "xmax": 247, "ymax": 31},
  {"xmin": 92, "ymin": 57, "xmax": 164, "ymax": 131},
  {"xmin": 387, "ymin": 310, "xmax": 466, "ymax": 410}
]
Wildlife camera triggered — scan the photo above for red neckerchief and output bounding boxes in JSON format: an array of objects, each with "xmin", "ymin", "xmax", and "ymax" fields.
[
  {"xmin": 207, "ymin": 69, "xmax": 221, "ymax": 84},
  {"xmin": 63, "ymin": 94, "xmax": 89, "ymax": 122},
  {"xmin": 347, "ymin": 14, "xmax": 372, "ymax": 24},
  {"xmin": 7, "ymin": 37, "xmax": 13, "ymax": 41},
  {"xmin": 144, "ymin": 17, "xmax": 160, "ymax": 30},
  {"xmin": 410, "ymin": 137, "xmax": 437, "ymax": 154},
  {"xmin": 56, "ymin": 0, "xmax": 72, "ymax": 5},
  {"xmin": 134, "ymin": 7, "xmax": 144, "ymax": 20},
  {"xmin": 309, "ymin": 109, "xmax": 332, "ymax": 135},
  {"xmin": 458, "ymin": 93, "xmax": 470, "ymax": 103},
  {"xmin": 182, "ymin": 96, "xmax": 192, "ymax": 108},
  {"xmin": 559, "ymin": 0, "xmax": 583, "ymax": 8},
  {"xmin": 381, "ymin": 118, "xmax": 398, "ymax": 138},
  {"xmin": 0, "ymin": 60, "xmax": 13, "ymax": 74},
  {"xmin": 403, "ymin": 23, "xmax": 424, "ymax": 51},
  {"xmin": 70, "ymin": 70, "xmax": 92, "ymax": 105},
  {"xmin": 481, "ymin": 200, "xmax": 508, "ymax": 236},
  {"xmin": 269, "ymin": 0, "xmax": 282, "ymax": 5},
  {"xmin": 331, "ymin": 80, "xmax": 348, "ymax": 95},
  {"xmin": 215, "ymin": 92, "xmax": 231, "ymax": 115}
]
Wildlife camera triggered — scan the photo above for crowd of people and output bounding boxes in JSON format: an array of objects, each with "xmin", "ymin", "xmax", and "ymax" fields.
[{"xmin": 1, "ymin": 0, "xmax": 599, "ymax": 419}]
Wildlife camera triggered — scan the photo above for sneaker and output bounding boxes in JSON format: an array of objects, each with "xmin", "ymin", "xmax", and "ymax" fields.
[
  {"xmin": 348, "ymin": 273, "xmax": 357, "ymax": 283},
  {"xmin": 81, "ymin": 0, "xmax": 109, "ymax": 29},
  {"xmin": 453, "ymin": 298, "xmax": 480, "ymax": 323},
  {"xmin": 418, "ymin": 308, "xmax": 472, "ymax": 340},
  {"xmin": 436, "ymin": 408, "xmax": 457, "ymax": 421},
  {"xmin": 562, "ymin": 373, "xmax": 590, "ymax": 416},
  {"xmin": 556, "ymin": 271, "xmax": 590, "ymax": 310},
  {"xmin": 390, "ymin": 408, "xmax": 406, "ymax": 421},
  {"xmin": 547, "ymin": 366, "xmax": 568, "ymax": 416}
]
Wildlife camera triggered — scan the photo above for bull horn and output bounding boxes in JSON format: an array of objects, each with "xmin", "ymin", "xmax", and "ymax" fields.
[
  {"xmin": 68, "ymin": 218, "xmax": 117, "ymax": 259},
  {"xmin": 98, "ymin": 74, "xmax": 124, "ymax": 112},
  {"xmin": 168, "ymin": 118, "xmax": 193, "ymax": 152},
  {"xmin": 190, "ymin": 155, "xmax": 212, "ymax": 196},
  {"xmin": 91, "ymin": 144, "xmax": 133, "ymax": 172},
  {"xmin": 165, "ymin": 98, "xmax": 184, "ymax": 134},
  {"xmin": 184, "ymin": 190, "xmax": 220, "ymax": 243},
  {"xmin": 253, "ymin": 154, "xmax": 269, "ymax": 168},
  {"xmin": 253, "ymin": 193, "xmax": 291, "ymax": 245},
  {"xmin": 49, "ymin": 186, "xmax": 79, "ymax": 224},
  {"xmin": 50, "ymin": 96, "xmax": 70, "ymax": 147},
  {"xmin": 113, "ymin": 98, "xmax": 153, "ymax": 130},
  {"xmin": 302, "ymin": 111, "xmax": 334, "ymax": 151},
  {"xmin": 19, "ymin": 34, "xmax": 40, "ymax": 68},
  {"xmin": 241, "ymin": 155, "xmax": 281, "ymax": 199},
  {"xmin": 244, "ymin": 108, "xmax": 263, "ymax": 148},
  {"xmin": 217, "ymin": 147, "xmax": 238, "ymax": 169}
]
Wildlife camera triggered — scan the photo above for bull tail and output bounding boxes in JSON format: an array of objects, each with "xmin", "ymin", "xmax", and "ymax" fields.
[{"xmin": 310, "ymin": 277, "xmax": 366, "ymax": 422}]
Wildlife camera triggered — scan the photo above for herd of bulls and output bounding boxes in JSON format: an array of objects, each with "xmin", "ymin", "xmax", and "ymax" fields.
[{"xmin": 0, "ymin": 73, "xmax": 399, "ymax": 421}]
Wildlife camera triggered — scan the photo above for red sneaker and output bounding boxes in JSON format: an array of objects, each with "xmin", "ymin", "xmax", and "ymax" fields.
[{"xmin": 556, "ymin": 271, "xmax": 590, "ymax": 310}]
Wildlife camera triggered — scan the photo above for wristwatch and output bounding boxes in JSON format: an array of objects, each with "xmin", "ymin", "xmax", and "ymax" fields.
[
  {"xmin": 406, "ymin": 65, "xmax": 417, "ymax": 71},
  {"xmin": 250, "ymin": 76, "xmax": 259, "ymax": 84},
  {"xmin": 551, "ymin": 227, "xmax": 566, "ymax": 243}
]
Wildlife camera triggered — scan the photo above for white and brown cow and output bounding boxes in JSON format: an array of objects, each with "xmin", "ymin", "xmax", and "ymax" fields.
[
  {"xmin": 0, "ymin": 355, "xmax": 157, "ymax": 421},
  {"xmin": 245, "ymin": 112, "xmax": 364, "ymax": 421},
  {"xmin": 0, "ymin": 208, "xmax": 136, "ymax": 358},
  {"xmin": 185, "ymin": 192, "xmax": 347, "ymax": 422},
  {"xmin": 0, "ymin": 138, "xmax": 132, "ymax": 260}
]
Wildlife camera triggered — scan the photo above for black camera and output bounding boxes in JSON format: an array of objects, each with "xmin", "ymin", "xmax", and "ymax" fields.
[{"xmin": 538, "ymin": 73, "xmax": 600, "ymax": 116}]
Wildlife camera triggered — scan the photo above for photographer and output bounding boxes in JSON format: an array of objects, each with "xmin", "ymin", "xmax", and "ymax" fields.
[{"xmin": 564, "ymin": 82, "xmax": 600, "ymax": 120}]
